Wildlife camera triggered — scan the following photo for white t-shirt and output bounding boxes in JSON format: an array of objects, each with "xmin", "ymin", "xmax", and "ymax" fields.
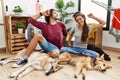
[{"xmin": 73, "ymin": 26, "xmax": 94, "ymax": 48}]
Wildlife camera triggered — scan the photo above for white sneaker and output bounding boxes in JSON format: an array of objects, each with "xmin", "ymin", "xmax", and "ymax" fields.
[
  {"xmin": 12, "ymin": 57, "xmax": 27, "ymax": 68},
  {"xmin": 12, "ymin": 63, "xmax": 21, "ymax": 68}
]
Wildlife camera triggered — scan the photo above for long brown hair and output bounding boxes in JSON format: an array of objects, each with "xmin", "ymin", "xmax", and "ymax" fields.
[
  {"xmin": 73, "ymin": 12, "xmax": 89, "ymax": 43},
  {"xmin": 45, "ymin": 9, "xmax": 55, "ymax": 23}
]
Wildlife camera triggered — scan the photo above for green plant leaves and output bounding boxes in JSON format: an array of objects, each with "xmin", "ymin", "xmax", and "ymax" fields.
[
  {"xmin": 55, "ymin": 0, "xmax": 64, "ymax": 10},
  {"xmin": 55, "ymin": 0, "xmax": 75, "ymax": 24},
  {"xmin": 16, "ymin": 22, "xmax": 24, "ymax": 28},
  {"xmin": 65, "ymin": 19, "xmax": 73, "ymax": 24},
  {"xmin": 13, "ymin": 6, "xmax": 24, "ymax": 13},
  {"xmin": 64, "ymin": 1, "xmax": 75, "ymax": 10}
]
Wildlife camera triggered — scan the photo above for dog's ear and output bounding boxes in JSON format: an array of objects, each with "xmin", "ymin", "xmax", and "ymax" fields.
[
  {"xmin": 100, "ymin": 54, "xmax": 104, "ymax": 60},
  {"xmin": 48, "ymin": 57, "xmax": 56, "ymax": 63},
  {"xmin": 94, "ymin": 65, "xmax": 99, "ymax": 70}
]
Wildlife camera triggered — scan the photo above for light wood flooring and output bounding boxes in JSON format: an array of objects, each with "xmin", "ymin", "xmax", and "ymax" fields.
[{"xmin": 0, "ymin": 49, "xmax": 120, "ymax": 80}]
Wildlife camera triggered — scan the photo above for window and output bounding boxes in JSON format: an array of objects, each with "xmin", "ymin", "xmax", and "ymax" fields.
[{"xmin": 78, "ymin": 0, "xmax": 112, "ymax": 30}]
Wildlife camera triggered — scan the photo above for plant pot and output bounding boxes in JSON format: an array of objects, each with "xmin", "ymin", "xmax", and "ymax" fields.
[
  {"xmin": 14, "ymin": 12, "xmax": 22, "ymax": 15},
  {"xmin": 18, "ymin": 28, "xmax": 23, "ymax": 34}
]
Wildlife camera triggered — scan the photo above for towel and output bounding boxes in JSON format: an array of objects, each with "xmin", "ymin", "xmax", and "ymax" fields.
[
  {"xmin": 112, "ymin": 9, "xmax": 120, "ymax": 30},
  {"xmin": 87, "ymin": 23, "xmax": 97, "ymax": 39},
  {"xmin": 109, "ymin": 9, "xmax": 120, "ymax": 42},
  {"xmin": 89, "ymin": 28, "xmax": 97, "ymax": 39}
]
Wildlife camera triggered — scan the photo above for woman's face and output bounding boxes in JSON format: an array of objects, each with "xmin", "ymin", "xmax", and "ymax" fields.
[{"xmin": 75, "ymin": 16, "xmax": 85, "ymax": 26}]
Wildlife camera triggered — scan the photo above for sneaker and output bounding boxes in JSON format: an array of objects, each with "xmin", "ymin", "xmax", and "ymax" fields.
[{"xmin": 12, "ymin": 57, "xmax": 27, "ymax": 68}]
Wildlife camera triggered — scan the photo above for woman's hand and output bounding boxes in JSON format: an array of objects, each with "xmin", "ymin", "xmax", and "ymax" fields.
[
  {"xmin": 87, "ymin": 13, "xmax": 106, "ymax": 28},
  {"xmin": 87, "ymin": 13, "xmax": 95, "ymax": 18},
  {"xmin": 42, "ymin": 10, "xmax": 50, "ymax": 16},
  {"xmin": 68, "ymin": 41, "xmax": 72, "ymax": 47}
]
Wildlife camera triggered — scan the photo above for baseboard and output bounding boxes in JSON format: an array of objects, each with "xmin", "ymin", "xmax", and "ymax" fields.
[
  {"xmin": 0, "ymin": 47, "xmax": 6, "ymax": 53},
  {"xmin": 0, "ymin": 24, "xmax": 4, "ymax": 25},
  {"xmin": 102, "ymin": 46, "xmax": 120, "ymax": 52}
]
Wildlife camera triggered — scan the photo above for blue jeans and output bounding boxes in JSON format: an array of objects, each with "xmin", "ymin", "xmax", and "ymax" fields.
[
  {"xmin": 61, "ymin": 47, "xmax": 97, "ymax": 59},
  {"xmin": 40, "ymin": 38, "xmax": 60, "ymax": 55}
]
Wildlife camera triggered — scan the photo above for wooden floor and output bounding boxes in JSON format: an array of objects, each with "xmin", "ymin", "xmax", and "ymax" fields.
[{"xmin": 0, "ymin": 49, "xmax": 120, "ymax": 80}]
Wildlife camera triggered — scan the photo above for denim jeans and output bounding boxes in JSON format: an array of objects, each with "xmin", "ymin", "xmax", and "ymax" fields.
[
  {"xmin": 61, "ymin": 47, "xmax": 97, "ymax": 60},
  {"xmin": 40, "ymin": 38, "xmax": 60, "ymax": 55}
]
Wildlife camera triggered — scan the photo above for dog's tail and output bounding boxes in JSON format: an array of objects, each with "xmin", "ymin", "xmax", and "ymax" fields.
[{"xmin": 81, "ymin": 68, "xmax": 86, "ymax": 80}]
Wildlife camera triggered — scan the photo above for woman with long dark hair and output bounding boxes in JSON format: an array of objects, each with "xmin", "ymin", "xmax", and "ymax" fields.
[{"xmin": 61, "ymin": 12, "xmax": 106, "ymax": 60}]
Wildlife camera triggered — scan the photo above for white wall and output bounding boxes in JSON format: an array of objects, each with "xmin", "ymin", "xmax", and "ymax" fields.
[
  {"xmin": 3, "ymin": 0, "xmax": 78, "ymax": 16},
  {"xmin": 102, "ymin": 0, "xmax": 120, "ymax": 48},
  {"xmin": 4, "ymin": 0, "xmax": 57, "ymax": 15},
  {"xmin": 3, "ymin": 0, "xmax": 78, "ymax": 30},
  {"xmin": 0, "ymin": 25, "xmax": 5, "ymax": 48}
]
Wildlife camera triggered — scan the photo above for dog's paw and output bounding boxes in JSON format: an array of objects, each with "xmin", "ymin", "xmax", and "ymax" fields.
[
  {"xmin": 82, "ymin": 75, "xmax": 85, "ymax": 80},
  {"xmin": 118, "ymin": 56, "xmax": 120, "ymax": 59},
  {"xmin": 74, "ymin": 74, "xmax": 78, "ymax": 78},
  {"xmin": 87, "ymin": 66, "xmax": 93, "ymax": 70},
  {"xmin": 45, "ymin": 64, "xmax": 53, "ymax": 76},
  {"xmin": 10, "ymin": 73, "xmax": 17, "ymax": 78},
  {"xmin": 16, "ymin": 75, "xmax": 21, "ymax": 80},
  {"xmin": 0, "ymin": 58, "xmax": 6, "ymax": 61},
  {"xmin": 0, "ymin": 61, "xmax": 5, "ymax": 65},
  {"xmin": 107, "ymin": 65, "xmax": 112, "ymax": 69},
  {"xmin": 10, "ymin": 74, "xmax": 15, "ymax": 78}
]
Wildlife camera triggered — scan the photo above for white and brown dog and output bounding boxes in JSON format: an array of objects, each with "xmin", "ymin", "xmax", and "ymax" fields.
[
  {"xmin": 57, "ymin": 52, "xmax": 112, "ymax": 80},
  {"xmin": 0, "ymin": 49, "xmax": 62, "ymax": 80}
]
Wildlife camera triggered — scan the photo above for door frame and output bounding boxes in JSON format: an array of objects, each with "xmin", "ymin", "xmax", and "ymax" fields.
[
  {"xmin": 0, "ymin": 0, "xmax": 5, "ymax": 25},
  {"xmin": 0, "ymin": 0, "xmax": 6, "ymax": 52}
]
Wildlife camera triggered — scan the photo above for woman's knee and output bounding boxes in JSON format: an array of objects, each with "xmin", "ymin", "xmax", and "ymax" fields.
[
  {"xmin": 61, "ymin": 47, "xmax": 70, "ymax": 53},
  {"xmin": 48, "ymin": 51, "xmax": 59, "ymax": 58},
  {"xmin": 96, "ymin": 53, "xmax": 100, "ymax": 57}
]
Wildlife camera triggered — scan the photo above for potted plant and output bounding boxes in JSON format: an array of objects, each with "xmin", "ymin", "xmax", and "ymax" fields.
[
  {"xmin": 55, "ymin": 0, "xmax": 75, "ymax": 24},
  {"xmin": 16, "ymin": 22, "xmax": 25, "ymax": 34},
  {"xmin": 55, "ymin": 0, "xmax": 75, "ymax": 35},
  {"xmin": 55, "ymin": 0, "xmax": 75, "ymax": 45},
  {"xmin": 13, "ymin": 6, "xmax": 24, "ymax": 15}
]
